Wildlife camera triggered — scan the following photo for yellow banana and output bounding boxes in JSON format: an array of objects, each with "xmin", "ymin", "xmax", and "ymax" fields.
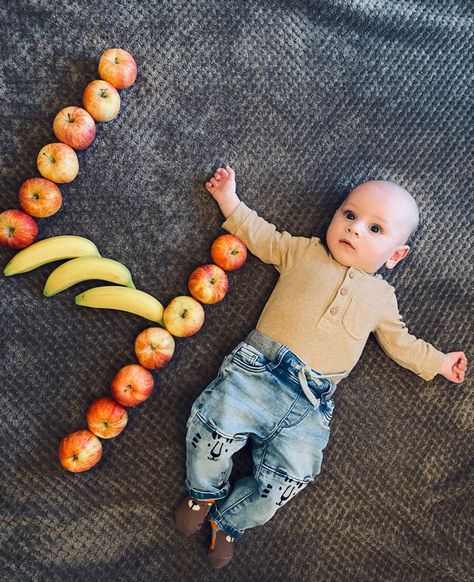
[
  {"xmin": 75, "ymin": 286, "xmax": 164, "ymax": 323},
  {"xmin": 43, "ymin": 256, "xmax": 136, "ymax": 297},
  {"xmin": 4, "ymin": 236, "xmax": 100, "ymax": 276}
]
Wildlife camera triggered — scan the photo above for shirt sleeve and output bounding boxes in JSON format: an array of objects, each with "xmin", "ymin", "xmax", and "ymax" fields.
[
  {"xmin": 373, "ymin": 288, "xmax": 445, "ymax": 381},
  {"xmin": 221, "ymin": 201, "xmax": 319, "ymax": 274}
]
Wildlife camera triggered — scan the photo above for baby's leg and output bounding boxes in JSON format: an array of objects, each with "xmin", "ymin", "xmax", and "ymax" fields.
[
  {"xmin": 184, "ymin": 413, "xmax": 248, "ymax": 501},
  {"xmin": 175, "ymin": 349, "xmax": 252, "ymax": 537},
  {"xmin": 174, "ymin": 413, "xmax": 248, "ymax": 538},
  {"xmin": 209, "ymin": 398, "xmax": 332, "ymax": 538}
]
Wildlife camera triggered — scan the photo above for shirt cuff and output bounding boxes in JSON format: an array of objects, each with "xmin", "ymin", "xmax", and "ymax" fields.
[
  {"xmin": 417, "ymin": 349, "xmax": 446, "ymax": 381},
  {"xmin": 221, "ymin": 201, "xmax": 253, "ymax": 234}
]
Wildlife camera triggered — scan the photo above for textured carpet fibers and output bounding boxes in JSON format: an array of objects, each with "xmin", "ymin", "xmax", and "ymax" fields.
[{"xmin": 0, "ymin": 1, "xmax": 472, "ymax": 580}]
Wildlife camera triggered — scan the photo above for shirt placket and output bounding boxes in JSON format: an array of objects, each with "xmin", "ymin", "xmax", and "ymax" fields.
[{"xmin": 318, "ymin": 267, "xmax": 357, "ymax": 327}]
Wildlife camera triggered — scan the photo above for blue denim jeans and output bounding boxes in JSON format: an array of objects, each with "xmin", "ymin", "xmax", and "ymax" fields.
[{"xmin": 184, "ymin": 329, "xmax": 338, "ymax": 539}]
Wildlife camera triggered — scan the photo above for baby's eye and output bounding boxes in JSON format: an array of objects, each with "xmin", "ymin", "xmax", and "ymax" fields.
[
  {"xmin": 370, "ymin": 225, "xmax": 382, "ymax": 233},
  {"xmin": 344, "ymin": 211, "xmax": 355, "ymax": 220}
]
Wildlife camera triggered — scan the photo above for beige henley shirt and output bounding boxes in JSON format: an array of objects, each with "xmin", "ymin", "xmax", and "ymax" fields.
[{"xmin": 222, "ymin": 202, "xmax": 445, "ymax": 383}]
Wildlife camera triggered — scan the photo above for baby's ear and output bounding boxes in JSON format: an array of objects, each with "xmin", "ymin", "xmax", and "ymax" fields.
[{"xmin": 385, "ymin": 245, "xmax": 410, "ymax": 269}]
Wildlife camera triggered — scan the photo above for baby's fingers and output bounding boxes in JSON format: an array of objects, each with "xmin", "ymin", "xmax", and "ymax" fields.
[
  {"xmin": 456, "ymin": 358, "xmax": 467, "ymax": 371},
  {"xmin": 215, "ymin": 167, "xmax": 228, "ymax": 178},
  {"xmin": 453, "ymin": 364, "xmax": 467, "ymax": 374},
  {"xmin": 453, "ymin": 367, "xmax": 466, "ymax": 382}
]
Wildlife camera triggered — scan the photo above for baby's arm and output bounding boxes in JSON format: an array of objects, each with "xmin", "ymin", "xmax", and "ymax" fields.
[
  {"xmin": 205, "ymin": 166, "xmax": 317, "ymax": 274},
  {"xmin": 374, "ymin": 289, "xmax": 468, "ymax": 383}
]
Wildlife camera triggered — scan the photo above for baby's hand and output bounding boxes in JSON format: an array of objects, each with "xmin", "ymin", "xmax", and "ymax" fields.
[
  {"xmin": 439, "ymin": 352, "xmax": 468, "ymax": 383},
  {"xmin": 205, "ymin": 166, "xmax": 240, "ymax": 219}
]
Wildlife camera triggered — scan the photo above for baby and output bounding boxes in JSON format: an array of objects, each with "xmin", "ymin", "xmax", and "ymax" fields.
[{"xmin": 174, "ymin": 166, "xmax": 467, "ymax": 568}]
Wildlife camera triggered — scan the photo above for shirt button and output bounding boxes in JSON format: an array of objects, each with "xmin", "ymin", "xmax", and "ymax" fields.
[
  {"xmin": 340, "ymin": 288, "xmax": 347, "ymax": 295},
  {"xmin": 349, "ymin": 272, "xmax": 355, "ymax": 279},
  {"xmin": 330, "ymin": 307, "xmax": 338, "ymax": 315}
]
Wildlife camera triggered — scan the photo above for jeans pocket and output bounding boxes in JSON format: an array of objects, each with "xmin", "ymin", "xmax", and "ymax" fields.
[
  {"xmin": 320, "ymin": 397, "xmax": 334, "ymax": 424},
  {"xmin": 186, "ymin": 370, "xmax": 225, "ymax": 430}
]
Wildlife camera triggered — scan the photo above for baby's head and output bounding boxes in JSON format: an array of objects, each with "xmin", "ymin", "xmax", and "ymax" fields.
[{"xmin": 326, "ymin": 180, "xmax": 419, "ymax": 274}]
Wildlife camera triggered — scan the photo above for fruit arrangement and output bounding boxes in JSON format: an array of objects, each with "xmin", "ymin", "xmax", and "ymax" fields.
[
  {"xmin": 1, "ymin": 48, "xmax": 248, "ymax": 473},
  {"xmin": 0, "ymin": 47, "xmax": 137, "ymax": 249},
  {"xmin": 55, "ymin": 230, "xmax": 246, "ymax": 472}
]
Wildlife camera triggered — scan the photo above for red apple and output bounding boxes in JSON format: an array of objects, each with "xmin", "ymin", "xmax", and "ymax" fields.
[
  {"xmin": 18, "ymin": 178, "xmax": 62, "ymax": 218},
  {"xmin": 99, "ymin": 48, "xmax": 137, "ymax": 89},
  {"xmin": 163, "ymin": 296, "xmax": 205, "ymax": 337},
  {"xmin": 110, "ymin": 363, "xmax": 155, "ymax": 407},
  {"xmin": 211, "ymin": 234, "xmax": 247, "ymax": 271},
  {"xmin": 58, "ymin": 429, "xmax": 102, "ymax": 473},
  {"xmin": 83, "ymin": 80, "xmax": 121, "ymax": 122},
  {"xmin": 53, "ymin": 106, "xmax": 96, "ymax": 150},
  {"xmin": 188, "ymin": 264, "xmax": 229, "ymax": 304},
  {"xmin": 37, "ymin": 142, "xmax": 79, "ymax": 183},
  {"xmin": 0, "ymin": 209, "xmax": 38, "ymax": 248},
  {"xmin": 134, "ymin": 327, "xmax": 175, "ymax": 369},
  {"xmin": 86, "ymin": 396, "xmax": 128, "ymax": 439}
]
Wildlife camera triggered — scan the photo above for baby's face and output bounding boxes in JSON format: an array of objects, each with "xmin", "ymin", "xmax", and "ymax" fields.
[{"xmin": 326, "ymin": 181, "xmax": 415, "ymax": 274}]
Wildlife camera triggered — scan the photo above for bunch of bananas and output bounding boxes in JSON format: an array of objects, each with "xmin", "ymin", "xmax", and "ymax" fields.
[{"xmin": 4, "ymin": 235, "xmax": 163, "ymax": 323}]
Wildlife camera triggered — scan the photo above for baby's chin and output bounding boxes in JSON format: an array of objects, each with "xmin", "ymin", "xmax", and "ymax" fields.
[
  {"xmin": 328, "ymin": 246, "xmax": 377, "ymax": 274},
  {"xmin": 327, "ymin": 243, "xmax": 353, "ymax": 267}
]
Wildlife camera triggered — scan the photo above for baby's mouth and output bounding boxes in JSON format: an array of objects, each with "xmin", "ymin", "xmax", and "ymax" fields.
[{"xmin": 340, "ymin": 239, "xmax": 355, "ymax": 249}]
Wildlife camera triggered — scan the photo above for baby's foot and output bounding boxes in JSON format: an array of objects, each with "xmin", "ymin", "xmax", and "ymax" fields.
[
  {"xmin": 174, "ymin": 496, "xmax": 216, "ymax": 536},
  {"xmin": 205, "ymin": 166, "xmax": 236, "ymax": 201},
  {"xmin": 208, "ymin": 519, "xmax": 234, "ymax": 569}
]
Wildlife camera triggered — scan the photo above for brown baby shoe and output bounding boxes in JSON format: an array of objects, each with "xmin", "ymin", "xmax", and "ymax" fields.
[
  {"xmin": 208, "ymin": 519, "xmax": 234, "ymax": 569},
  {"xmin": 174, "ymin": 496, "xmax": 215, "ymax": 536}
]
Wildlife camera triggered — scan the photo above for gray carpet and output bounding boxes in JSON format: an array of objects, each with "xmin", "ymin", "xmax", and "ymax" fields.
[{"xmin": 0, "ymin": 1, "xmax": 472, "ymax": 580}]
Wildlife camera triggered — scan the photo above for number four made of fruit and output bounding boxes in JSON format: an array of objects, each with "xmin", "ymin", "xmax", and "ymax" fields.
[{"xmin": 0, "ymin": 48, "xmax": 248, "ymax": 473}]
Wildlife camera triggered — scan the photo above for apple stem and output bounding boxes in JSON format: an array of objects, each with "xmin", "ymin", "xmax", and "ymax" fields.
[
  {"xmin": 43, "ymin": 152, "xmax": 55, "ymax": 163},
  {"xmin": 231, "ymin": 249, "xmax": 239, "ymax": 256},
  {"xmin": 66, "ymin": 113, "xmax": 75, "ymax": 123},
  {"xmin": 100, "ymin": 88, "xmax": 109, "ymax": 98},
  {"xmin": 182, "ymin": 309, "xmax": 188, "ymax": 319},
  {"xmin": 73, "ymin": 454, "xmax": 79, "ymax": 461}
]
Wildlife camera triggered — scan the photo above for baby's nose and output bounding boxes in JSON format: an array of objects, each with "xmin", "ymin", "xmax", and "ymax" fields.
[{"xmin": 347, "ymin": 224, "xmax": 360, "ymax": 236}]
